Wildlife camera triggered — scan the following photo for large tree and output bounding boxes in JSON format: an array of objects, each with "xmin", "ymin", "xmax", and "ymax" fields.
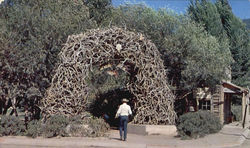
[
  {"xmin": 162, "ymin": 20, "xmax": 231, "ymax": 96},
  {"xmin": 83, "ymin": 0, "xmax": 112, "ymax": 26},
  {"xmin": 0, "ymin": 0, "xmax": 96, "ymax": 118},
  {"xmin": 188, "ymin": 0, "xmax": 226, "ymax": 40},
  {"xmin": 109, "ymin": 4, "xmax": 179, "ymax": 52},
  {"xmin": 188, "ymin": 0, "xmax": 250, "ymax": 87},
  {"xmin": 243, "ymin": 19, "xmax": 250, "ymax": 30},
  {"xmin": 109, "ymin": 4, "xmax": 232, "ymax": 98},
  {"xmin": 216, "ymin": 0, "xmax": 250, "ymax": 87}
]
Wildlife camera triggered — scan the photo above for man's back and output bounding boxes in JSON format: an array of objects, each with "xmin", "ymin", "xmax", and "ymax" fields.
[{"xmin": 116, "ymin": 103, "xmax": 132, "ymax": 116}]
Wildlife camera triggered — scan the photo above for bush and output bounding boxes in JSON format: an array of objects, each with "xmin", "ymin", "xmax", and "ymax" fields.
[
  {"xmin": 27, "ymin": 114, "xmax": 110, "ymax": 138},
  {"xmin": 0, "ymin": 115, "xmax": 26, "ymax": 136},
  {"xmin": 26, "ymin": 120, "xmax": 42, "ymax": 138},
  {"xmin": 42, "ymin": 115, "xmax": 70, "ymax": 138},
  {"xmin": 67, "ymin": 117, "xmax": 110, "ymax": 137},
  {"xmin": 0, "ymin": 114, "xmax": 110, "ymax": 138},
  {"xmin": 231, "ymin": 105, "xmax": 242, "ymax": 121},
  {"xmin": 83, "ymin": 117, "xmax": 110, "ymax": 137},
  {"xmin": 176, "ymin": 111, "xmax": 222, "ymax": 139},
  {"xmin": 69, "ymin": 115, "xmax": 83, "ymax": 125}
]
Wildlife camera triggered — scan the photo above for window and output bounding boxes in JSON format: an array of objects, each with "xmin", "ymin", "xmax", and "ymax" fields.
[{"xmin": 199, "ymin": 100, "xmax": 211, "ymax": 110}]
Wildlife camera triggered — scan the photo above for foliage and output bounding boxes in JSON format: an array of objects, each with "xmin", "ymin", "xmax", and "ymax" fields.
[
  {"xmin": 42, "ymin": 115, "xmax": 70, "ymax": 138},
  {"xmin": 188, "ymin": 0, "xmax": 250, "ymax": 88},
  {"xmin": 109, "ymin": 4, "xmax": 179, "ymax": 49},
  {"xmin": 67, "ymin": 117, "xmax": 110, "ymax": 137},
  {"xmin": 243, "ymin": 19, "xmax": 250, "ymax": 30},
  {"xmin": 0, "ymin": 115, "xmax": 26, "ymax": 136},
  {"xmin": 231, "ymin": 105, "xmax": 242, "ymax": 121},
  {"xmin": 83, "ymin": 117, "xmax": 110, "ymax": 137},
  {"xmin": 85, "ymin": 66, "xmax": 130, "ymax": 101},
  {"xmin": 84, "ymin": 0, "xmax": 112, "ymax": 26},
  {"xmin": 41, "ymin": 115, "xmax": 109, "ymax": 138},
  {"xmin": 216, "ymin": 0, "xmax": 250, "ymax": 88},
  {"xmin": 0, "ymin": 0, "xmax": 96, "ymax": 118},
  {"xmin": 188, "ymin": 0, "xmax": 226, "ymax": 39},
  {"xmin": 68, "ymin": 115, "xmax": 84, "ymax": 125},
  {"xmin": 26, "ymin": 120, "xmax": 42, "ymax": 138},
  {"xmin": 109, "ymin": 4, "xmax": 232, "ymax": 98},
  {"xmin": 163, "ymin": 20, "xmax": 232, "ymax": 94},
  {"xmin": 0, "ymin": 114, "xmax": 109, "ymax": 138},
  {"xmin": 176, "ymin": 111, "xmax": 222, "ymax": 139},
  {"xmin": 85, "ymin": 66, "xmax": 130, "ymax": 125}
]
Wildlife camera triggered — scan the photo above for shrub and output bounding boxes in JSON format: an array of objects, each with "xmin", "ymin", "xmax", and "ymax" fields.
[
  {"xmin": 231, "ymin": 105, "xmax": 242, "ymax": 121},
  {"xmin": 176, "ymin": 111, "xmax": 222, "ymax": 139},
  {"xmin": 26, "ymin": 120, "xmax": 42, "ymax": 138},
  {"xmin": 0, "ymin": 115, "xmax": 26, "ymax": 136},
  {"xmin": 26, "ymin": 114, "xmax": 109, "ymax": 138},
  {"xmin": 69, "ymin": 115, "xmax": 83, "ymax": 125},
  {"xmin": 66, "ymin": 116, "xmax": 110, "ymax": 137},
  {"xmin": 83, "ymin": 117, "xmax": 110, "ymax": 137},
  {"xmin": 42, "ymin": 115, "xmax": 70, "ymax": 138}
]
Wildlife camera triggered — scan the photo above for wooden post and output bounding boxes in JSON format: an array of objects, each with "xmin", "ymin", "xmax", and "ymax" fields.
[
  {"xmin": 211, "ymin": 97, "xmax": 213, "ymax": 112},
  {"xmin": 220, "ymin": 86, "xmax": 224, "ymax": 124},
  {"xmin": 243, "ymin": 92, "xmax": 250, "ymax": 128},
  {"xmin": 242, "ymin": 93, "xmax": 246, "ymax": 124},
  {"xmin": 247, "ymin": 92, "xmax": 250, "ymax": 124}
]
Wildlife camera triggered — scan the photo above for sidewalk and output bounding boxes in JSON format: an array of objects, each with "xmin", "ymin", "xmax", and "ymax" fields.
[{"xmin": 0, "ymin": 125, "xmax": 249, "ymax": 148}]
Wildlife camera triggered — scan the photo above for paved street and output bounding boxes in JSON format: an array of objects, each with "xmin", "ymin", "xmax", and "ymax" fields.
[
  {"xmin": 240, "ymin": 138, "xmax": 250, "ymax": 148},
  {"xmin": 230, "ymin": 131, "xmax": 250, "ymax": 148},
  {"xmin": 0, "ymin": 124, "xmax": 249, "ymax": 148}
]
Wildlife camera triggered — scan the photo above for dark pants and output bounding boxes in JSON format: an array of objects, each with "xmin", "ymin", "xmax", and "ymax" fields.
[{"xmin": 119, "ymin": 116, "xmax": 128, "ymax": 140}]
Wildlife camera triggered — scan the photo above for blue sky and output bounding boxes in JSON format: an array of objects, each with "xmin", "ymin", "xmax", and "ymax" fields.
[{"xmin": 112, "ymin": 0, "xmax": 250, "ymax": 19}]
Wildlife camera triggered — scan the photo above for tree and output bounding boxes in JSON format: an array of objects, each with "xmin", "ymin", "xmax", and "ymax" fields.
[
  {"xmin": 109, "ymin": 4, "xmax": 180, "ymax": 51},
  {"xmin": 162, "ymin": 20, "xmax": 232, "ymax": 96},
  {"xmin": 188, "ymin": 0, "xmax": 250, "ymax": 87},
  {"xmin": 188, "ymin": 0, "xmax": 226, "ymax": 40},
  {"xmin": 0, "ymin": 0, "xmax": 96, "ymax": 118},
  {"xmin": 243, "ymin": 19, "xmax": 250, "ymax": 30},
  {"xmin": 109, "ymin": 4, "xmax": 232, "ymax": 98},
  {"xmin": 216, "ymin": 0, "xmax": 250, "ymax": 87},
  {"xmin": 83, "ymin": 0, "xmax": 112, "ymax": 26}
]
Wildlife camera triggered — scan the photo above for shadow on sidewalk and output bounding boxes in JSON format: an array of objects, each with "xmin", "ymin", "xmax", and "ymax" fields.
[{"xmin": 109, "ymin": 137, "xmax": 122, "ymax": 141}]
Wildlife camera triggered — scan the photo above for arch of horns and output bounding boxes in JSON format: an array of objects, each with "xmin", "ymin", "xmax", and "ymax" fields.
[{"xmin": 42, "ymin": 27, "xmax": 176, "ymax": 125}]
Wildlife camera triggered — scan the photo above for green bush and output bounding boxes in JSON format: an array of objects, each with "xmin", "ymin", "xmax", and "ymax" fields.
[
  {"xmin": 176, "ymin": 111, "xmax": 222, "ymax": 139},
  {"xmin": 0, "ymin": 114, "xmax": 110, "ymax": 138},
  {"xmin": 26, "ymin": 115, "xmax": 110, "ymax": 138},
  {"xmin": 0, "ymin": 115, "xmax": 26, "ymax": 136},
  {"xmin": 67, "ymin": 117, "xmax": 110, "ymax": 137},
  {"xmin": 42, "ymin": 115, "xmax": 70, "ymax": 138},
  {"xmin": 26, "ymin": 120, "xmax": 42, "ymax": 138},
  {"xmin": 231, "ymin": 105, "xmax": 242, "ymax": 121},
  {"xmin": 83, "ymin": 117, "xmax": 110, "ymax": 137},
  {"xmin": 69, "ymin": 115, "xmax": 83, "ymax": 125}
]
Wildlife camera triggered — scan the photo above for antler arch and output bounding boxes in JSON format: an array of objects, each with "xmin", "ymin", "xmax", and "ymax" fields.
[{"xmin": 42, "ymin": 27, "xmax": 176, "ymax": 125}]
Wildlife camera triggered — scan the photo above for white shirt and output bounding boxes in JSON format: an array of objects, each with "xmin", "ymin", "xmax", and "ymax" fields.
[{"xmin": 116, "ymin": 103, "xmax": 132, "ymax": 117}]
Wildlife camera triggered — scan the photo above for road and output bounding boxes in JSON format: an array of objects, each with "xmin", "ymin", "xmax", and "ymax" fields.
[{"xmin": 230, "ymin": 132, "xmax": 250, "ymax": 148}]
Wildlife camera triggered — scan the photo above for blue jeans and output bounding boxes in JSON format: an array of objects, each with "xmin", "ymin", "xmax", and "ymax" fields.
[{"xmin": 119, "ymin": 116, "xmax": 128, "ymax": 140}]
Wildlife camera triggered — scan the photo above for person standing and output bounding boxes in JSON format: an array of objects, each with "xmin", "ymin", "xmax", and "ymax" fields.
[{"xmin": 115, "ymin": 98, "xmax": 132, "ymax": 141}]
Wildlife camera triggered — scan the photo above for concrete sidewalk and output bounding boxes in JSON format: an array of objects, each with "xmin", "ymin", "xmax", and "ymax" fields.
[{"xmin": 0, "ymin": 125, "xmax": 249, "ymax": 148}]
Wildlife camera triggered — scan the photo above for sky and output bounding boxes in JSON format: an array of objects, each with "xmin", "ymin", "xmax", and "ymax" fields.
[{"xmin": 112, "ymin": 0, "xmax": 250, "ymax": 19}]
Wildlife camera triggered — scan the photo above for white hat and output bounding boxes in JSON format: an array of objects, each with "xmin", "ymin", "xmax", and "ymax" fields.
[{"xmin": 122, "ymin": 98, "xmax": 129, "ymax": 102}]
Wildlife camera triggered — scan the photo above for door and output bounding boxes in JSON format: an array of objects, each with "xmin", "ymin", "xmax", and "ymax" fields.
[{"xmin": 224, "ymin": 93, "xmax": 232, "ymax": 123}]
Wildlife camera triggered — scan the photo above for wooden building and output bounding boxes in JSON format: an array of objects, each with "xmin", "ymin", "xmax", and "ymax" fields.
[{"xmin": 193, "ymin": 81, "xmax": 249, "ymax": 125}]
